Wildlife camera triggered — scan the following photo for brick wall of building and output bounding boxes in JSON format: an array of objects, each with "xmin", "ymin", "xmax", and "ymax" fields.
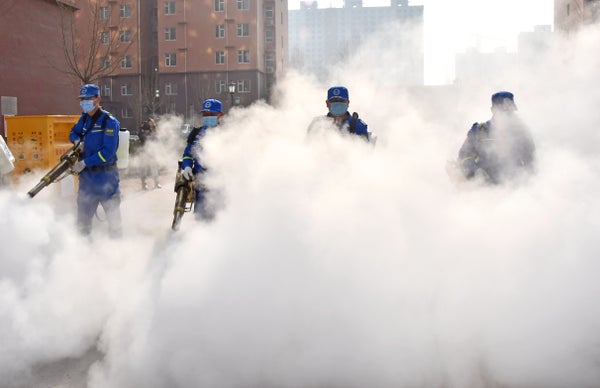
[{"xmin": 0, "ymin": 0, "xmax": 80, "ymax": 136}]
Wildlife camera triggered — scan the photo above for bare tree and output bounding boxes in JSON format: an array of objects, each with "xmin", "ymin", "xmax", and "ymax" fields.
[{"xmin": 56, "ymin": 0, "xmax": 135, "ymax": 84}]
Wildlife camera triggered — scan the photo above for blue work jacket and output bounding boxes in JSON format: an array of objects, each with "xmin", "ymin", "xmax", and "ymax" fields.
[
  {"xmin": 458, "ymin": 114, "xmax": 535, "ymax": 183},
  {"xmin": 69, "ymin": 110, "xmax": 120, "ymax": 168}
]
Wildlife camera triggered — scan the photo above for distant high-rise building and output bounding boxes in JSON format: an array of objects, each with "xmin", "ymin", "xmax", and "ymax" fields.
[
  {"xmin": 454, "ymin": 48, "xmax": 518, "ymax": 88},
  {"xmin": 518, "ymin": 25, "xmax": 553, "ymax": 69},
  {"xmin": 555, "ymin": 0, "xmax": 600, "ymax": 33},
  {"xmin": 80, "ymin": 0, "xmax": 287, "ymax": 131},
  {"xmin": 288, "ymin": 1, "xmax": 424, "ymax": 84}
]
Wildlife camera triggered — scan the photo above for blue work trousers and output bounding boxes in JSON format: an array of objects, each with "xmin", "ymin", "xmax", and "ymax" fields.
[{"xmin": 77, "ymin": 168, "xmax": 122, "ymax": 238}]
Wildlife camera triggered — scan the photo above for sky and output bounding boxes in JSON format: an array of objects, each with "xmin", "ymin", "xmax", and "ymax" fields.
[
  {"xmin": 3, "ymin": 9, "xmax": 600, "ymax": 388},
  {"xmin": 289, "ymin": 0, "xmax": 555, "ymax": 84}
]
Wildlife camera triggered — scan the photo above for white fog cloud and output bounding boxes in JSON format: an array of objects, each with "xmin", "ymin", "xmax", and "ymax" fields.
[{"xmin": 1, "ymin": 23, "xmax": 600, "ymax": 388}]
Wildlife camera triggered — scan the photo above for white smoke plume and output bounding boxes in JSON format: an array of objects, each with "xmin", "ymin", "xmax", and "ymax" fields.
[{"xmin": 1, "ymin": 22, "xmax": 600, "ymax": 388}]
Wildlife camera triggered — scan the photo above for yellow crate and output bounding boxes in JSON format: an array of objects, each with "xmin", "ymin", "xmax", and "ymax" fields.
[{"xmin": 5, "ymin": 115, "xmax": 80, "ymax": 174}]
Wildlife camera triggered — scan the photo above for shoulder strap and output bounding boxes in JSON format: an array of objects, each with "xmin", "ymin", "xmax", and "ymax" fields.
[
  {"xmin": 101, "ymin": 114, "xmax": 109, "ymax": 129},
  {"xmin": 100, "ymin": 110, "xmax": 113, "ymax": 129},
  {"xmin": 187, "ymin": 126, "xmax": 202, "ymax": 144},
  {"xmin": 82, "ymin": 111, "xmax": 102, "ymax": 138},
  {"xmin": 349, "ymin": 112, "xmax": 359, "ymax": 134}
]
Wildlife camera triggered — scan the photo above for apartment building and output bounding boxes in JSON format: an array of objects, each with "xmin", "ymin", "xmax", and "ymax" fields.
[
  {"xmin": 555, "ymin": 0, "xmax": 600, "ymax": 32},
  {"xmin": 156, "ymin": 0, "xmax": 288, "ymax": 120},
  {"xmin": 76, "ymin": 0, "xmax": 152, "ymax": 132},
  {"xmin": 88, "ymin": 0, "xmax": 287, "ymax": 131},
  {"xmin": 288, "ymin": 0, "xmax": 424, "ymax": 85}
]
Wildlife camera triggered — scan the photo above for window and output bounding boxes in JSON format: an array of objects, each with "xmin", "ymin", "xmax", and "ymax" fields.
[
  {"xmin": 236, "ymin": 23, "xmax": 250, "ymax": 37},
  {"xmin": 237, "ymin": 79, "xmax": 251, "ymax": 93},
  {"xmin": 215, "ymin": 0, "xmax": 224, "ymax": 12},
  {"xmin": 102, "ymin": 84, "xmax": 111, "ymax": 97},
  {"xmin": 165, "ymin": 53, "xmax": 177, "ymax": 66},
  {"xmin": 168, "ymin": 102, "xmax": 177, "ymax": 114},
  {"xmin": 215, "ymin": 80, "xmax": 226, "ymax": 93},
  {"xmin": 120, "ymin": 4, "xmax": 131, "ymax": 18},
  {"xmin": 265, "ymin": 5, "xmax": 273, "ymax": 18},
  {"xmin": 165, "ymin": 1, "xmax": 176, "ymax": 15},
  {"xmin": 120, "ymin": 55, "xmax": 132, "ymax": 68},
  {"xmin": 165, "ymin": 27, "xmax": 176, "ymax": 41},
  {"xmin": 121, "ymin": 84, "xmax": 132, "ymax": 95},
  {"xmin": 122, "ymin": 107, "xmax": 133, "ymax": 118},
  {"xmin": 215, "ymin": 51, "xmax": 225, "ymax": 65},
  {"xmin": 265, "ymin": 53, "xmax": 274, "ymax": 68},
  {"xmin": 99, "ymin": 6, "xmax": 109, "ymax": 20},
  {"xmin": 237, "ymin": 50, "xmax": 250, "ymax": 64},
  {"xmin": 100, "ymin": 56, "xmax": 110, "ymax": 69},
  {"xmin": 100, "ymin": 31, "xmax": 109, "ymax": 44},
  {"xmin": 265, "ymin": 29, "xmax": 273, "ymax": 43},
  {"xmin": 237, "ymin": 0, "xmax": 249, "ymax": 10},
  {"xmin": 165, "ymin": 82, "xmax": 178, "ymax": 95},
  {"xmin": 215, "ymin": 24, "xmax": 225, "ymax": 38},
  {"xmin": 119, "ymin": 30, "xmax": 131, "ymax": 43}
]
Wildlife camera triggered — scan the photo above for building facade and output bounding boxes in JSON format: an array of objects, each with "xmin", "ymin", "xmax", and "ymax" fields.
[
  {"xmin": 0, "ymin": 0, "xmax": 80, "ymax": 137},
  {"xmin": 288, "ymin": 0, "xmax": 424, "ymax": 85},
  {"xmin": 555, "ymin": 0, "xmax": 600, "ymax": 33},
  {"xmin": 454, "ymin": 48, "xmax": 518, "ymax": 88},
  {"xmin": 90, "ymin": 0, "xmax": 287, "ymax": 131},
  {"xmin": 454, "ymin": 25, "xmax": 553, "ymax": 89},
  {"xmin": 76, "ymin": 0, "xmax": 150, "ymax": 132},
  {"xmin": 517, "ymin": 25, "xmax": 553, "ymax": 69}
]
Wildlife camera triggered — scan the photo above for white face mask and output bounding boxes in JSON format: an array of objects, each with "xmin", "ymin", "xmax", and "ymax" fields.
[{"xmin": 80, "ymin": 100, "xmax": 95, "ymax": 113}]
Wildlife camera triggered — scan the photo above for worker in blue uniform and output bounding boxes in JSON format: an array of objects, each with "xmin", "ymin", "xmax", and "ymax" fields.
[
  {"xmin": 180, "ymin": 98, "xmax": 224, "ymax": 221},
  {"xmin": 69, "ymin": 84, "xmax": 122, "ymax": 238},
  {"xmin": 308, "ymin": 86, "xmax": 374, "ymax": 142},
  {"xmin": 456, "ymin": 91, "xmax": 536, "ymax": 184}
]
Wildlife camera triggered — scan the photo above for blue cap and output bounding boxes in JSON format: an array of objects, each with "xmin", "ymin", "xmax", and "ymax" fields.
[
  {"xmin": 201, "ymin": 99, "xmax": 223, "ymax": 113},
  {"xmin": 78, "ymin": 84, "xmax": 100, "ymax": 98},
  {"xmin": 327, "ymin": 86, "xmax": 349, "ymax": 101},
  {"xmin": 491, "ymin": 91, "xmax": 517, "ymax": 110}
]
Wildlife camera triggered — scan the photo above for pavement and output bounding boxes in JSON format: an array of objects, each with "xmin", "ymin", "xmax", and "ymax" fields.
[
  {"xmin": 8, "ymin": 169, "xmax": 179, "ymax": 388},
  {"xmin": 21, "ymin": 347, "xmax": 101, "ymax": 388}
]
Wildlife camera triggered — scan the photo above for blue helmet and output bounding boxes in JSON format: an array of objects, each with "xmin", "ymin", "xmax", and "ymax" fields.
[
  {"xmin": 201, "ymin": 99, "xmax": 223, "ymax": 113},
  {"xmin": 327, "ymin": 86, "xmax": 349, "ymax": 101},
  {"xmin": 491, "ymin": 91, "xmax": 517, "ymax": 111},
  {"xmin": 78, "ymin": 84, "xmax": 100, "ymax": 98}
]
